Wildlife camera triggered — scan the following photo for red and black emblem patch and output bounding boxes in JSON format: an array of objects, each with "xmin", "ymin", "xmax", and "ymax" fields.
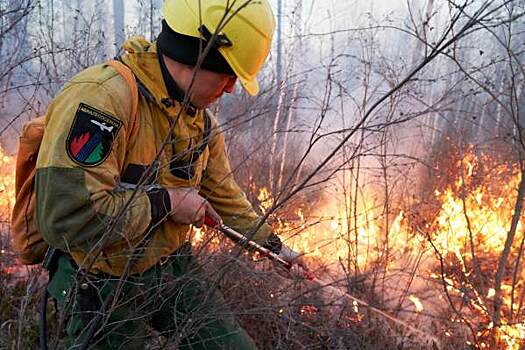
[{"xmin": 66, "ymin": 103, "xmax": 122, "ymax": 167}]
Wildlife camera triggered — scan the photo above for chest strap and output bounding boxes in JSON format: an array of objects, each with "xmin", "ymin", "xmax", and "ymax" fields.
[
  {"xmin": 169, "ymin": 110, "xmax": 211, "ymax": 180},
  {"xmin": 119, "ymin": 64, "xmax": 213, "ymax": 181}
]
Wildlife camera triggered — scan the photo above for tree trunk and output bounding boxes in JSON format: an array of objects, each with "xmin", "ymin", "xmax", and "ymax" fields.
[{"xmin": 113, "ymin": 0, "xmax": 125, "ymax": 55}]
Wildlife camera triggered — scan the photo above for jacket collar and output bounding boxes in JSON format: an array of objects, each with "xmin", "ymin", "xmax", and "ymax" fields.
[{"xmin": 120, "ymin": 36, "xmax": 197, "ymax": 116}]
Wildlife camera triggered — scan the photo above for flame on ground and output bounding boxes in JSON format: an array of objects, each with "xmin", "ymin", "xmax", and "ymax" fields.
[
  {"xmin": 246, "ymin": 147, "xmax": 525, "ymax": 349},
  {"xmin": 0, "ymin": 145, "xmax": 15, "ymax": 222},
  {"xmin": 409, "ymin": 295, "xmax": 424, "ymax": 313},
  {"xmin": 0, "ymin": 140, "xmax": 524, "ymax": 348}
]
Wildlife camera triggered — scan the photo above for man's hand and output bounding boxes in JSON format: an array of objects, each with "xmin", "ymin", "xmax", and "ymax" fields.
[
  {"xmin": 278, "ymin": 245, "xmax": 311, "ymax": 279},
  {"xmin": 166, "ymin": 187, "xmax": 222, "ymax": 227}
]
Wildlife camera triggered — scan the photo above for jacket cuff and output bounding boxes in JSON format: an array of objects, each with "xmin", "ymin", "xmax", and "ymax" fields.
[
  {"xmin": 146, "ymin": 188, "xmax": 171, "ymax": 226},
  {"xmin": 262, "ymin": 234, "xmax": 282, "ymax": 255}
]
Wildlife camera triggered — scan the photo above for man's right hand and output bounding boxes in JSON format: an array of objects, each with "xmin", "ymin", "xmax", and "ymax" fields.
[{"xmin": 166, "ymin": 187, "xmax": 222, "ymax": 227}]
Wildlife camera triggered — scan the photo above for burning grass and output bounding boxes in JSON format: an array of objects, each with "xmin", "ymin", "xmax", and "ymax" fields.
[
  {"xmin": 230, "ymin": 143, "xmax": 525, "ymax": 349},
  {"xmin": 420, "ymin": 145, "xmax": 525, "ymax": 349},
  {"xmin": 1, "ymin": 142, "xmax": 525, "ymax": 348}
]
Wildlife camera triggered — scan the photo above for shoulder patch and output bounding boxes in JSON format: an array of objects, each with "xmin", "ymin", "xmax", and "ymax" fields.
[{"xmin": 66, "ymin": 103, "xmax": 123, "ymax": 167}]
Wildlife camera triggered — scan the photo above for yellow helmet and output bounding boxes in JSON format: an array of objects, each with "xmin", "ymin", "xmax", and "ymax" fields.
[{"xmin": 162, "ymin": 0, "xmax": 275, "ymax": 96}]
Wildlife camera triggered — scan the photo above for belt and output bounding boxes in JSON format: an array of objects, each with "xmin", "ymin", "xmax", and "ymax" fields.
[{"xmin": 45, "ymin": 242, "xmax": 193, "ymax": 279}]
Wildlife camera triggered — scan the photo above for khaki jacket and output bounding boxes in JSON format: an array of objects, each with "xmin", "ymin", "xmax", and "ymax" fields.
[{"xmin": 35, "ymin": 37, "xmax": 272, "ymax": 276}]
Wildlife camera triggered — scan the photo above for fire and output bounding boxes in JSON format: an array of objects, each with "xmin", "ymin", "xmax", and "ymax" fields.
[
  {"xmin": 191, "ymin": 226, "xmax": 205, "ymax": 245},
  {"xmin": 425, "ymin": 150, "xmax": 525, "ymax": 348},
  {"xmin": 0, "ymin": 146, "xmax": 15, "ymax": 222},
  {"xmin": 0, "ymin": 133, "xmax": 523, "ymax": 348},
  {"xmin": 270, "ymin": 190, "xmax": 391, "ymax": 271},
  {"xmin": 249, "ymin": 147, "xmax": 525, "ymax": 349},
  {"xmin": 497, "ymin": 323, "xmax": 525, "ymax": 350},
  {"xmin": 409, "ymin": 295, "xmax": 424, "ymax": 313},
  {"xmin": 257, "ymin": 187, "xmax": 274, "ymax": 213},
  {"xmin": 299, "ymin": 304, "xmax": 318, "ymax": 317},
  {"xmin": 431, "ymin": 155, "xmax": 522, "ymax": 257},
  {"xmin": 0, "ymin": 145, "xmax": 16, "ymax": 275}
]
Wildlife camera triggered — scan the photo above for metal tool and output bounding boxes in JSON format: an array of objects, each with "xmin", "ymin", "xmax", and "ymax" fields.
[{"xmin": 204, "ymin": 215, "xmax": 294, "ymax": 269}]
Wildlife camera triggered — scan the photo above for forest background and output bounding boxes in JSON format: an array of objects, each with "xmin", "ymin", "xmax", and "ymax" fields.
[{"xmin": 1, "ymin": 0, "xmax": 525, "ymax": 349}]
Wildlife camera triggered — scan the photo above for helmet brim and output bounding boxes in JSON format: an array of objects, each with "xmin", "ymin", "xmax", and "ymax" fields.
[{"xmin": 238, "ymin": 77, "xmax": 259, "ymax": 96}]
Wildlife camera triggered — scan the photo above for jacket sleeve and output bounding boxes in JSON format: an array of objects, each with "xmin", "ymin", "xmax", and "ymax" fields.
[
  {"xmin": 199, "ymin": 113, "xmax": 273, "ymax": 244},
  {"xmin": 35, "ymin": 69, "xmax": 168, "ymax": 254}
]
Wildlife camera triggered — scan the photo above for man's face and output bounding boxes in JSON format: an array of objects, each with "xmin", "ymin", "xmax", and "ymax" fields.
[
  {"xmin": 168, "ymin": 58, "xmax": 237, "ymax": 109},
  {"xmin": 187, "ymin": 68, "xmax": 237, "ymax": 108}
]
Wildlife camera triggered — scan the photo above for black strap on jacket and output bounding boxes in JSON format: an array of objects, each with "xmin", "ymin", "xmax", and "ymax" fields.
[
  {"xmin": 116, "ymin": 55, "xmax": 213, "ymax": 182},
  {"xmin": 169, "ymin": 110, "xmax": 212, "ymax": 180}
]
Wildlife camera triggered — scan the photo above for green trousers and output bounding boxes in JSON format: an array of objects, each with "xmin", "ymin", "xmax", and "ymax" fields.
[{"xmin": 47, "ymin": 244, "xmax": 257, "ymax": 349}]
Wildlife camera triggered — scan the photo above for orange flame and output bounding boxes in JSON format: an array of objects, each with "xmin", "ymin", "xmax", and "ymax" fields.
[
  {"xmin": 250, "ymin": 148, "xmax": 525, "ymax": 349},
  {"xmin": 0, "ymin": 146, "xmax": 15, "ymax": 222},
  {"xmin": 0, "ymin": 139, "xmax": 523, "ymax": 348}
]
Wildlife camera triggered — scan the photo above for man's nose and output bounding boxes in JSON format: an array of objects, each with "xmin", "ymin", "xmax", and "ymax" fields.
[{"xmin": 224, "ymin": 76, "xmax": 237, "ymax": 93}]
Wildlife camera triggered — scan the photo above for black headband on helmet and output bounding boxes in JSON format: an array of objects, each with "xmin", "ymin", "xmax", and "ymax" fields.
[{"xmin": 157, "ymin": 20, "xmax": 235, "ymax": 76}]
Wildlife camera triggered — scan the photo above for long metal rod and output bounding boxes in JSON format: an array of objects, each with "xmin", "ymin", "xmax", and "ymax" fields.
[{"xmin": 204, "ymin": 216, "xmax": 292, "ymax": 269}]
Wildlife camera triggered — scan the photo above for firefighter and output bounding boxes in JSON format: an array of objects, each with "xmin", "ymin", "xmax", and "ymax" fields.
[{"xmin": 35, "ymin": 0, "xmax": 307, "ymax": 349}]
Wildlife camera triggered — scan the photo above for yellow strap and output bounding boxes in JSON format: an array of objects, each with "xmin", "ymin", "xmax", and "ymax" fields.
[{"xmin": 106, "ymin": 60, "xmax": 139, "ymax": 145}]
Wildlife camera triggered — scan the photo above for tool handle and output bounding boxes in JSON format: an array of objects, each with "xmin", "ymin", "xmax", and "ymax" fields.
[
  {"xmin": 204, "ymin": 214, "xmax": 314, "ymax": 281},
  {"xmin": 204, "ymin": 215, "xmax": 219, "ymax": 228}
]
